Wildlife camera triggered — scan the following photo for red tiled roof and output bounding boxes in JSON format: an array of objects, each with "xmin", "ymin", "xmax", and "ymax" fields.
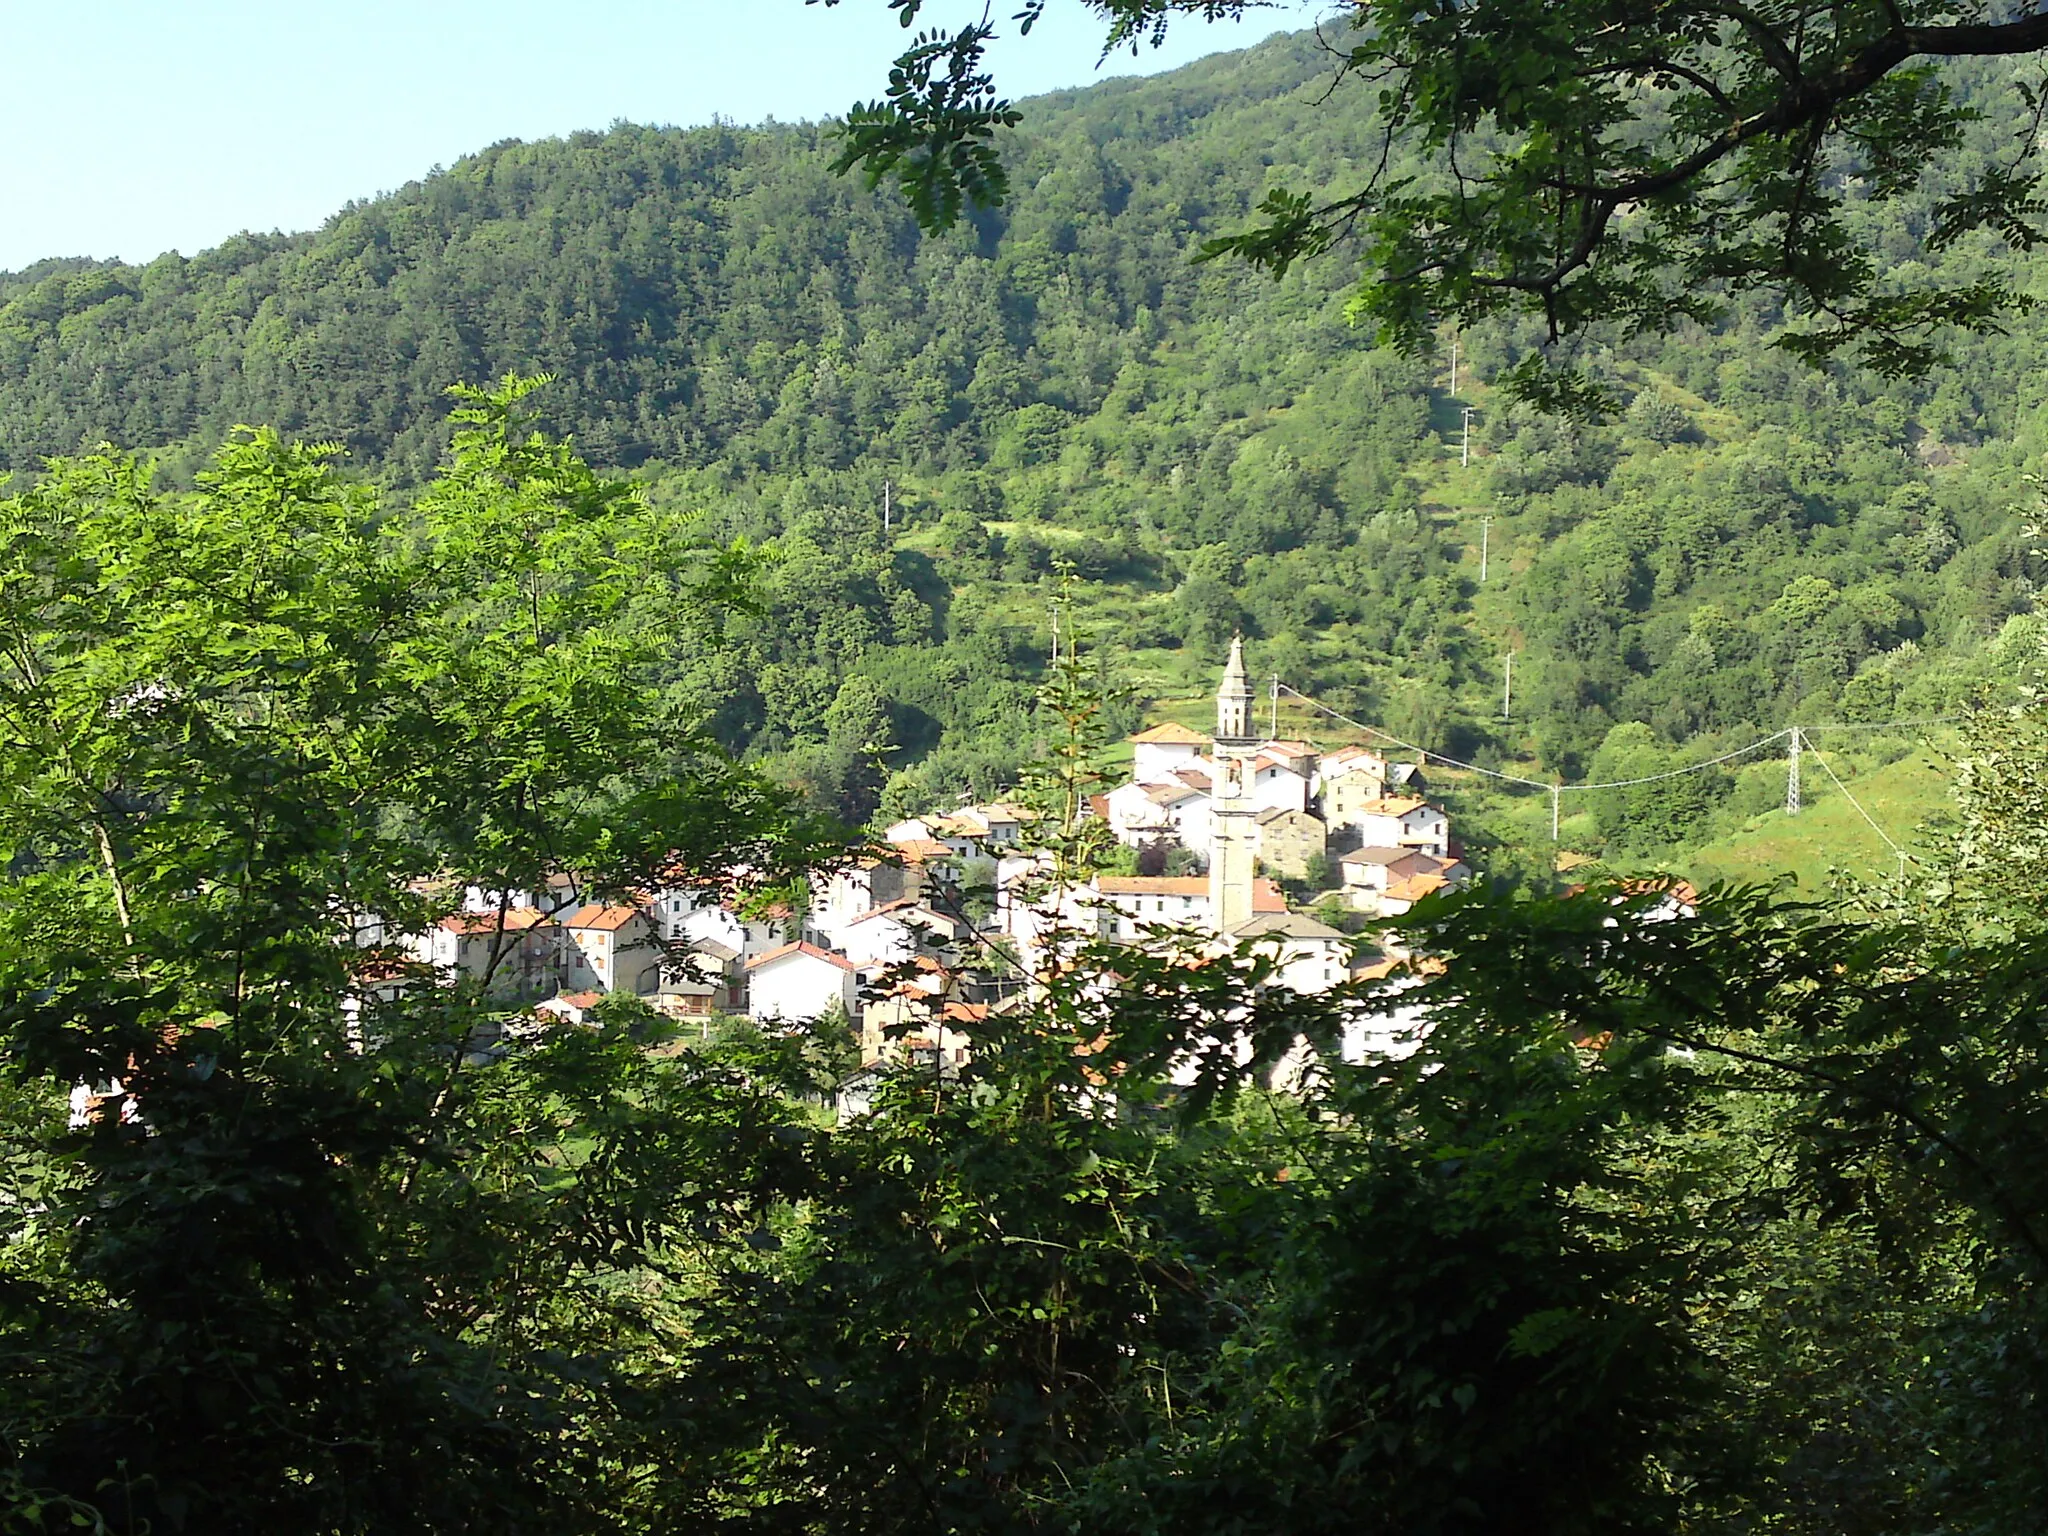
[
  {"xmin": 1386, "ymin": 873, "xmax": 1449, "ymax": 903},
  {"xmin": 1093, "ymin": 875, "xmax": 1287, "ymax": 913},
  {"xmin": 1355, "ymin": 796, "xmax": 1430, "ymax": 816},
  {"xmin": 746, "ymin": 940, "xmax": 858, "ymax": 973},
  {"xmin": 562, "ymin": 904, "xmax": 646, "ymax": 932},
  {"xmin": 347, "ymin": 952, "xmax": 427, "ymax": 984},
  {"xmin": 438, "ymin": 906, "xmax": 551, "ymax": 935},
  {"xmin": 847, "ymin": 899, "xmax": 960, "ymax": 930},
  {"xmin": 1097, "ymin": 876, "xmax": 1208, "ymax": 897},
  {"xmin": 1129, "ymin": 722, "xmax": 1211, "ymax": 745},
  {"xmin": 542, "ymin": 990, "xmax": 605, "ymax": 1011},
  {"xmin": 1565, "ymin": 877, "xmax": 1700, "ymax": 906}
]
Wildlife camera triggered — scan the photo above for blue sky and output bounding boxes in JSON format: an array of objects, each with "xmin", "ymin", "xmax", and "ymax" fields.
[{"xmin": 0, "ymin": 1, "xmax": 1301, "ymax": 272}]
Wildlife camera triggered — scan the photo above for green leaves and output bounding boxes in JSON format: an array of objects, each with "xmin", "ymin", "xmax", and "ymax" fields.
[
  {"xmin": 832, "ymin": 0, "xmax": 2048, "ymax": 387},
  {"xmin": 0, "ymin": 382, "xmax": 848, "ymax": 1533},
  {"xmin": 827, "ymin": 22, "xmax": 1022, "ymax": 233}
]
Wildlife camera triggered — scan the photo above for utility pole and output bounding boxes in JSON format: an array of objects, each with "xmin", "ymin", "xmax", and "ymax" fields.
[
  {"xmin": 1479, "ymin": 516, "xmax": 1492, "ymax": 584},
  {"xmin": 1785, "ymin": 727, "xmax": 1802, "ymax": 816},
  {"xmin": 1502, "ymin": 650, "xmax": 1513, "ymax": 720},
  {"xmin": 1551, "ymin": 783, "xmax": 1561, "ymax": 841},
  {"xmin": 882, "ymin": 479, "xmax": 893, "ymax": 533},
  {"xmin": 1461, "ymin": 406, "xmax": 1479, "ymax": 468},
  {"xmin": 1269, "ymin": 674, "xmax": 1280, "ymax": 739}
]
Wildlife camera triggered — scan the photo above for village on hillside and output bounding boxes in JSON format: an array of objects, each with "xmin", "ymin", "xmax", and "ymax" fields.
[{"xmin": 340, "ymin": 640, "xmax": 1469, "ymax": 1097}]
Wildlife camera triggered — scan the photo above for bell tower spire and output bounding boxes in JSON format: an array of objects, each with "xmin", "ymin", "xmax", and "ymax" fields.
[
  {"xmin": 1216, "ymin": 633, "xmax": 1254, "ymax": 744},
  {"xmin": 1209, "ymin": 634, "xmax": 1259, "ymax": 936}
]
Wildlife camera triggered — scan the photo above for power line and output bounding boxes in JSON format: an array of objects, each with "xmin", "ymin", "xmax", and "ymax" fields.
[
  {"xmin": 1279, "ymin": 684, "xmax": 1553, "ymax": 789},
  {"xmin": 1557, "ymin": 731, "xmax": 1793, "ymax": 792},
  {"xmin": 1277, "ymin": 680, "xmax": 1959, "ymax": 801},
  {"xmin": 1799, "ymin": 717, "xmax": 1966, "ymax": 732},
  {"xmin": 1803, "ymin": 738, "xmax": 1911, "ymax": 865}
]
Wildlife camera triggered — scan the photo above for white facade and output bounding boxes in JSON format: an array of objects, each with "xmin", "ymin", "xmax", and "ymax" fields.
[
  {"xmin": 1226, "ymin": 913, "xmax": 1352, "ymax": 996},
  {"xmin": 1250, "ymin": 757, "xmax": 1311, "ymax": 815},
  {"xmin": 837, "ymin": 904, "xmax": 964, "ymax": 967},
  {"xmin": 1350, "ymin": 799, "xmax": 1450, "ymax": 858},
  {"xmin": 746, "ymin": 943, "xmax": 860, "ymax": 1023},
  {"xmin": 560, "ymin": 905, "xmax": 665, "ymax": 996},
  {"xmin": 1104, "ymin": 780, "xmax": 1173, "ymax": 847},
  {"xmin": 1128, "ymin": 724, "xmax": 1212, "ymax": 784}
]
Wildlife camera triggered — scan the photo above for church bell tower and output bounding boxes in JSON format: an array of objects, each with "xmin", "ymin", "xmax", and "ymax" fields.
[{"xmin": 1208, "ymin": 635, "xmax": 1259, "ymax": 936}]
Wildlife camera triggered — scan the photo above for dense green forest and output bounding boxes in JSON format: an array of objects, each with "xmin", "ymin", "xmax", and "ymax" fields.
[
  {"xmin": 4, "ymin": 31, "xmax": 2045, "ymax": 867},
  {"xmin": 14, "ymin": 17, "xmax": 2048, "ymax": 1533},
  {"xmin": 9, "ymin": 382, "xmax": 2048, "ymax": 1534}
]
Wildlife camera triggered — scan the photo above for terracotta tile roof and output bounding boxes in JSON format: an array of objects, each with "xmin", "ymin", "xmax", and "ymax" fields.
[
  {"xmin": 1090, "ymin": 876, "xmax": 1286, "ymax": 913},
  {"xmin": 347, "ymin": 952, "xmax": 427, "ymax": 984},
  {"xmin": 543, "ymin": 990, "xmax": 605, "ymax": 1010},
  {"xmin": 1172, "ymin": 767, "xmax": 1214, "ymax": 791},
  {"xmin": 1085, "ymin": 793, "xmax": 1111, "ymax": 818},
  {"xmin": 1259, "ymin": 739, "xmax": 1316, "ymax": 758},
  {"xmin": 1565, "ymin": 877, "xmax": 1699, "ymax": 906},
  {"xmin": 1356, "ymin": 796, "xmax": 1430, "ymax": 816},
  {"xmin": 1145, "ymin": 782, "xmax": 1203, "ymax": 806},
  {"xmin": 1386, "ymin": 873, "xmax": 1449, "ymax": 903},
  {"xmin": 846, "ymin": 900, "xmax": 959, "ymax": 930},
  {"xmin": 1128, "ymin": 722, "xmax": 1211, "ymax": 745},
  {"xmin": 438, "ymin": 907, "xmax": 552, "ymax": 935},
  {"xmin": 1096, "ymin": 876, "xmax": 1208, "ymax": 897},
  {"xmin": 1355, "ymin": 953, "xmax": 1448, "ymax": 982},
  {"xmin": 941, "ymin": 1002, "xmax": 990, "ymax": 1023},
  {"xmin": 746, "ymin": 940, "xmax": 858, "ymax": 972},
  {"xmin": 863, "ymin": 956, "xmax": 952, "ymax": 991},
  {"xmin": 562, "ymin": 904, "xmax": 646, "ymax": 932}
]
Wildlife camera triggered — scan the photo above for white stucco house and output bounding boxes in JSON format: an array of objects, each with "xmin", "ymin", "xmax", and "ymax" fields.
[
  {"xmin": 1224, "ymin": 910, "xmax": 1353, "ymax": 995},
  {"xmin": 836, "ymin": 900, "xmax": 968, "ymax": 967},
  {"xmin": 1127, "ymin": 721, "xmax": 1212, "ymax": 784},
  {"xmin": 560, "ymin": 904, "xmax": 665, "ymax": 996},
  {"xmin": 406, "ymin": 907, "xmax": 560, "ymax": 998},
  {"xmin": 1249, "ymin": 753, "xmax": 1312, "ymax": 815},
  {"xmin": 745, "ymin": 941, "xmax": 860, "ymax": 1023},
  {"xmin": 1343, "ymin": 796, "xmax": 1451, "ymax": 858}
]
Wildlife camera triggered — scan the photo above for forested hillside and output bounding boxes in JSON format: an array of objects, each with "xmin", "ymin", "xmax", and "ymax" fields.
[{"xmin": 5, "ymin": 31, "xmax": 2044, "ymax": 869}]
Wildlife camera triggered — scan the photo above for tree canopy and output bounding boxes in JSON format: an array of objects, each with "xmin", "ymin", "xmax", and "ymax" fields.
[{"xmin": 826, "ymin": 0, "xmax": 2048, "ymax": 390}]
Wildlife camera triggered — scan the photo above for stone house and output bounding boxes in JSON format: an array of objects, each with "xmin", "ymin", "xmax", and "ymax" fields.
[
  {"xmin": 560, "ymin": 904, "xmax": 665, "ymax": 996},
  {"xmin": 1253, "ymin": 807, "xmax": 1327, "ymax": 881},
  {"xmin": 408, "ymin": 907, "xmax": 559, "ymax": 999}
]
